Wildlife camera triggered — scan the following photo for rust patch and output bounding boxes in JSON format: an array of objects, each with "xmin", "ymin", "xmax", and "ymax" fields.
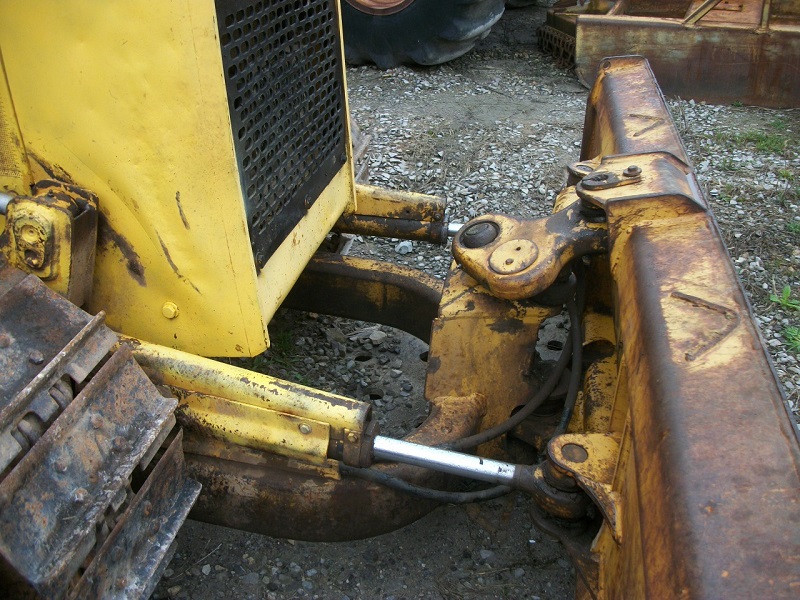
[
  {"xmin": 28, "ymin": 152, "xmax": 76, "ymax": 185},
  {"xmin": 175, "ymin": 191, "xmax": 190, "ymax": 229},
  {"xmin": 488, "ymin": 318, "xmax": 525, "ymax": 334},
  {"xmin": 97, "ymin": 214, "xmax": 146, "ymax": 286}
]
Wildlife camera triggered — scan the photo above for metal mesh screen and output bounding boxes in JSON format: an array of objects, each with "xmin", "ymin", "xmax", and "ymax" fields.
[{"xmin": 216, "ymin": 0, "xmax": 347, "ymax": 268}]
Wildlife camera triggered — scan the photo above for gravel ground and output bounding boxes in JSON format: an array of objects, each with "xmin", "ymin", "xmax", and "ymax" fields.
[{"xmin": 154, "ymin": 5, "xmax": 799, "ymax": 600}]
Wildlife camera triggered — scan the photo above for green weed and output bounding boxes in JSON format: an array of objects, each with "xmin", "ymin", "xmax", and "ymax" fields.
[
  {"xmin": 771, "ymin": 285, "xmax": 800, "ymax": 310},
  {"xmin": 713, "ymin": 129, "xmax": 791, "ymax": 154},
  {"xmin": 784, "ymin": 326, "xmax": 800, "ymax": 352},
  {"xmin": 769, "ymin": 118, "xmax": 788, "ymax": 130},
  {"xmin": 789, "ymin": 221, "xmax": 800, "ymax": 234},
  {"xmin": 718, "ymin": 157, "xmax": 740, "ymax": 172},
  {"xmin": 736, "ymin": 131, "xmax": 787, "ymax": 153}
]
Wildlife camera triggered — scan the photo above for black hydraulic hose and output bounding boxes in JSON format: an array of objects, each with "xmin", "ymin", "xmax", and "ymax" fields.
[
  {"xmin": 339, "ymin": 266, "xmax": 589, "ymax": 504},
  {"xmin": 444, "ymin": 299, "xmax": 578, "ymax": 452},
  {"xmin": 554, "ymin": 300, "xmax": 582, "ymax": 434},
  {"xmin": 340, "ymin": 464, "xmax": 512, "ymax": 504},
  {"xmin": 555, "ymin": 266, "xmax": 587, "ymax": 435}
]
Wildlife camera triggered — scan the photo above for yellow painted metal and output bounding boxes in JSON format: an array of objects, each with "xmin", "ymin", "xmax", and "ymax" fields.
[
  {"xmin": 452, "ymin": 196, "xmax": 608, "ymax": 300},
  {"xmin": 0, "ymin": 1, "xmax": 356, "ymax": 357},
  {"xmin": 256, "ymin": 168, "xmax": 354, "ymax": 323},
  {"xmin": 3, "ymin": 199, "xmax": 60, "ymax": 277},
  {"xmin": 335, "ymin": 183, "xmax": 448, "ymax": 243},
  {"xmin": 127, "ymin": 338, "xmax": 371, "ymax": 455},
  {"xmin": 178, "ymin": 392, "xmax": 331, "ymax": 464},
  {"xmin": 591, "ymin": 412, "xmax": 643, "ymax": 599},
  {"xmin": 351, "ymin": 184, "xmax": 445, "ymax": 220},
  {"xmin": 1, "ymin": 182, "xmax": 97, "ymax": 304},
  {"xmin": 572, "ymin": 351, "xmax": 616, "ymax": 433},
  {"xmin": 549, "ymin": 433, "xmax": 622, "ymax": 543},
  {"xmin": 0, "ymin": 50, "xmax": 31, "ymax": 197},
  {"xmin": 425, "ymin": 265, "xmax": 558, "ymax": 458}
]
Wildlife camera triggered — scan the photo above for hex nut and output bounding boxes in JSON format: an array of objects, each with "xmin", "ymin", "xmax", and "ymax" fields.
[{"xmin": 623, "ymin": 165, "xmax": 642, "ymax": 177}]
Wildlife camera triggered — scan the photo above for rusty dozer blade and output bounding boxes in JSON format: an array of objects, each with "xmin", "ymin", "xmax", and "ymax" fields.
[
  {"xmin": 539, "ymin": 0, "xmax": 800, "ymax": 108},
  {"xmin": 0, "ymin": 261, "xmax": 200, "ymax": 599},
  {"xmin": 448, "ymin": 55, "xmax": 800, "ymax": 597}
]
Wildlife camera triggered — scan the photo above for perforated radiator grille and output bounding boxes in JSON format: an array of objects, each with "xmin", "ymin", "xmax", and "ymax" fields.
[{"xmin": 216, "ymin": 0, "xmax": 347, "ymax": 268}]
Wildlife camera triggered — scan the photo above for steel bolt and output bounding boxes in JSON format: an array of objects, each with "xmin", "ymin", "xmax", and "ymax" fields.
[
  {"xmin": 143, "ymin": 501, "xmax": 154, "ymax": 517},
  {"xmin": 90, "ymin": 414, "xmax": 103, "ymax": 430},
  {"xmin": 112, "ymin": 436, "xmax": 128, "ymax": 452},
  {"xmin": 298, "ymin": 423, "xmax": 312, "ymax": 435},
  {"xmin": 150, "ymin": 520, "xmax": 161, "ymax": 536},
  {"xmin": 161, "ymin": 302, "xmax": 179, "ymax": 319},
  {"xmin": 54, "ymin": 459, "xmax": 68, "ymax": 473},
  {"xmin": 28, "ymin": 350, "xmax": 45, "ymax": 365},
  {"xmin": 623, "ymin": 165, "xmax": 641, "ymax": 177},
  {"xmin": 303, "ymin": 195, "xmax": 312, "ymax": 209},
  {"xmin": 73, "ymin": 488, "xmax": 89, "ymax": 504},
  {"xmin": 346, "ymin": 432, "xmax": 359, "ymax": 443},
  {"xmin": 0, "ymin": 333, "xmax": 11, "ymax": 348},
  {"xmin": 561, "ymin": 443, "xmax": 589, "ymax": 463}
]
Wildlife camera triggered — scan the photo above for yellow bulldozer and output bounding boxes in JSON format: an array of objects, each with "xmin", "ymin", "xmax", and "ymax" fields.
[{"xmin": 0, "ymin": 1, "xmax": 797, "ymax": 598}]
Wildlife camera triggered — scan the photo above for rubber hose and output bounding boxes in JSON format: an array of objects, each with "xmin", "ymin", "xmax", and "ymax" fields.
[
  {"xmin": 445, "ymin": 298, "xmax": 577, "ymax": 451},
  {"xmin": 555, "ymin": 267, "xmax": 587, "ymax": 434},
  {"xmin": 341, "ymin": 464, "xmax": 512, "ymax": 503}
]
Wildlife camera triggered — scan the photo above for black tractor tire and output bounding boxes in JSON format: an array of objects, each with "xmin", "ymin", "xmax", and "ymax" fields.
[
  {"xmin": 505, "ymin": 1, "xmax": 554, "ymax": 8},
  {"xmin": 342, "ymin": 0, "xmax": 506, "ymax": 68}
]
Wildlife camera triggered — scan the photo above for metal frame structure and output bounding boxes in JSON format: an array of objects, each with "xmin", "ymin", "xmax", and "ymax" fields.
[{"xmin": 539, "ymin": 0, "xmax": 800, "ymax": 108}]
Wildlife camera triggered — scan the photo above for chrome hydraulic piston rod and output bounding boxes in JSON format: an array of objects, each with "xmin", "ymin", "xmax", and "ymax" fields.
[
  {"xmin": 370, "ymin": 435, "xmax": 590, "ymax": 521},
  {"xmin": 372, "ymin": 435, "xmax": 517, "ymax": 485}
]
